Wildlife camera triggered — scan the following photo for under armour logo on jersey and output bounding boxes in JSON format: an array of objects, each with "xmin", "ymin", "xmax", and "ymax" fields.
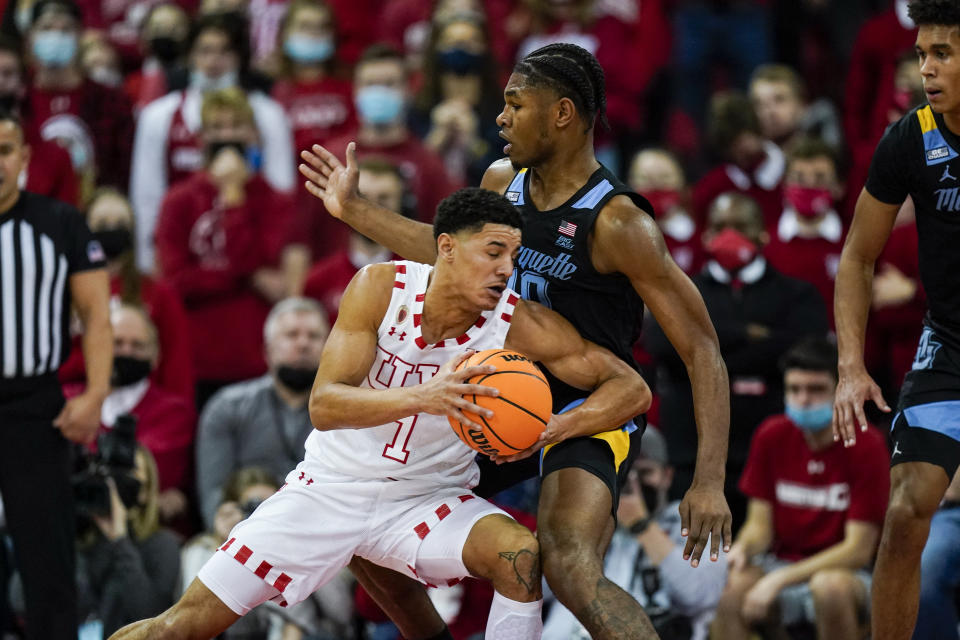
[
  {"xmin": 893, "ymin": 442, "xmax": 903, "ymax": 457},
  {"xmin": 941, "ymin": 165, "xmax": 957, "ymax": 182},
  {"xmin": 807, "ymin": 460, "xmax": 825, "ymax": 475},
  {"xmin": 388, "ymin": 327, "xmax": 407, "ymax": 341}
]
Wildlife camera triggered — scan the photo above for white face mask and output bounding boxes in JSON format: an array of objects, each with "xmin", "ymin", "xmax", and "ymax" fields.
[{"xmin": 190, "ymin": 69, "xmax": 238, "ymax": 92}]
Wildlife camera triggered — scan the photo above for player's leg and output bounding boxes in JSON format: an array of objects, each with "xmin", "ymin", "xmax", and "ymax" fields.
[
  {"xmin": 808, "ymin": 568, "xmax": 870, "ymax": 640},
  {"xmin": 538, "ymin": 431, "xmax": 658, "ymax": 640},
  {"xmin": 711, "ymin": 562, "xmax": 764, "ymax": 640},
  {"xmin": 347, "ymin": 557, "xmax": 450, "ymax": 640},
  {"xmin": 872, "ymin": 459, "xmax": 951, "ymax": 640},
  {"xmin": 108, "ymin": 578, "xmax": 240, "ymax": 640}
]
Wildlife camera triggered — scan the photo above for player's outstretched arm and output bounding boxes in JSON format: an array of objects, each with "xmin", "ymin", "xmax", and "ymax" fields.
[
  {"xmin": 309, "ymin": 264, "xmax": 499, "ymax": 430},
  {"xmin": 299, "ymin": 142, "xmax": 437, "ymax": 264},
  {"xmin": 591, "ymin": 196, "xmax": 732, "ymax": 565},
  {"xmin": 504, "ymin": 299, "xmax": 652, "ymax": 443},
  {"xmin": 833, "ymin": 188, "xmax": 898, "ymax": 446}
]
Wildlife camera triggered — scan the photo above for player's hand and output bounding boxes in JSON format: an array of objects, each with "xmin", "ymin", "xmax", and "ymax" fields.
[
  {"xmin": 679, "ymin": 482, "xmax": 732, "ymax": 567},
  {"xmin": 54, "ymin": 391, "xmax": 104, "ymax": 444},
  {"xmin": 418, "ymin": 350, "xmax": 498, "ymax": 430},
  {"xmin": 742, "ymin": 572, "xmax": 785, "ymax": 624},
  {"xmin": 488, "ymin": 410, "xmax": 574, "ymax": 464},
  {"xmin": 299, "ymin": 142, "xmax": 360, "ymax": 220},
  {"xmin": 832, "ymin": 367, "xmax": 890, "ymax": 447}
]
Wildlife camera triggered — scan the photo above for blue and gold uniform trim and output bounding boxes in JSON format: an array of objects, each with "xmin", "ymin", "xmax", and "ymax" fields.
[
  {"xmin": 540, "ymin": 398, "xmax": 639, "ymax": 475},
  {"xmin": 917, "ymin": 105, "xmax": 959, "ymax": 166}
]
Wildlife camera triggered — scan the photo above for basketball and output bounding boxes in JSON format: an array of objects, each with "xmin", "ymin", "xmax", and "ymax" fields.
[{"xmin": 447, "ymin": 349, "xmax": 553, "ymax": 457}]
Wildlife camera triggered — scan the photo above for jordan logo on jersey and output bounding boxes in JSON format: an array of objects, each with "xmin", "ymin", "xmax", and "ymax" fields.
[{"xmin": 941, "ymin": 165, "xmax": 957, "ymax": 182}]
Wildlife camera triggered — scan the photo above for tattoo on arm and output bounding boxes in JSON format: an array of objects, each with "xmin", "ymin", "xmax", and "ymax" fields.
[{"xmin": 498, "ymin": 550, "xmax": 539, "ymax": 594}]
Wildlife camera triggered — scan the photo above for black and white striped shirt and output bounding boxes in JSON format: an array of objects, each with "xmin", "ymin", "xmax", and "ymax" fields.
[{"xmin": 0, "ymin": 191, "xmax": 105, "ymax": 385}]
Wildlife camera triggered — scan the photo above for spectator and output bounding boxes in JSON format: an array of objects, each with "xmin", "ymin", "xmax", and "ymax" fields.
[
  {"xmin": 304, "ymin": 158, "xmax": 402, "ymax": 326},
  {"xmin": 748, "ymin": 63, "xmax": 842, "ymax": 152},
  {"xmin": 692, "ymin": 91, "xmax": 785, "ymax": 228},
  {"xmin": 766, "ymin": 137, "xmax": 846, "ymax": 328},
  {"xmin": 626, "ymin": 147, "xmax": 703, "ymax": 276},
  {"xmin": 644, "ymin": 192, "xmax": 828, "ymax": 528},
  {"xmin": 0, "ymin": 34, "xmax": 78, "ymax": 205},
  {"xmin": 915, "ymin": 469, "xmax": 960, "ymax": 640},
  {"xmin": 22, "ymin": 0, "xmax": 134, "ymax": 196},
  {"xmin": 324, "ymin": 43, "xmax": 463, "ymax": 222},
  {"xmin": 99, "ymin": 305, "xmax": 195, "ymax": 524},
  {"xmin": 543, "ymin": 426, "xmax": 726, "ymax": 640},
  {"xmin": 154, "ymin": 87, "xmax": 300, "ymax": 406},
  {"xmin": 131, "ymin": 12, "xmax": 294, "ymax": 271},
  {"xmin": 123, "ymin": 3, "xmax": 191, "ymax": 113},
  {"xmin": 59, "ymin": 189, "xmax": 195, "ymax": 403},
  {"xmin": 411, "ymin": 10, "xmax": 504, "ymax": 186},
  {"xmin": 712, "ymin": 338, "xmax": 888, "ymax": 640},
  {"xmin": 76, "ymin": 446, "xmax": 182, "ymax": 638},
  {"xmin": 78, "ymin": 32, "xmax": 123, "ymax": 88},
  {"xmin": 270, "ymin": 0, "xmax": 356, "ymax": 261},
  {"xmin": 0, "ymin": 109, "xmax": 111, "ymax": 640},
  {"xmin": 196, "ymin": 297, "xmax": 328, "ymax": 528}
]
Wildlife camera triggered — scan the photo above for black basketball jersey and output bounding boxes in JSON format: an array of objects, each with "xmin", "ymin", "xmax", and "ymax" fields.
[
  {"xmin": 865, "ymin": 105, "xmax": 960, "ymax": 347},
  {"xmin": 504, "ymin": 164, "xmax": 651, "ymax": 410}
]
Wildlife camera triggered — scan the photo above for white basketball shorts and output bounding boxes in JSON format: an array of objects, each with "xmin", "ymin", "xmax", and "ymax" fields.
[{"xmin": 197, "ymin": 460, "xmax": 510, "ymax": 614}]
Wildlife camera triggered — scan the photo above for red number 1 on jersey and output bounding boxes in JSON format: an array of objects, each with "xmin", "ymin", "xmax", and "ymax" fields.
[{"xmin": 383, "ymin": 415, "xmax": 418, "ymax": 463}]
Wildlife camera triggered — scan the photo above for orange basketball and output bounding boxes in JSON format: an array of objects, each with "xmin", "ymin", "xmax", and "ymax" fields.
[{"xmin": 447, "ymin": 349, "xmax": 552, "ymax": 456}]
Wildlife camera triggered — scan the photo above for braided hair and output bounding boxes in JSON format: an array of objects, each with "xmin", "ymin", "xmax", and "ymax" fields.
[{"xmin": 514, "ymin": 43, "xmax": 609, "ymax": 132}]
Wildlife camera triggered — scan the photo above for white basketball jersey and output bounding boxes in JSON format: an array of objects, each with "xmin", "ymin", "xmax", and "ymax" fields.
[{"xmin": 305, "ymin": 261, "xmax": 519, "ymax": 487}]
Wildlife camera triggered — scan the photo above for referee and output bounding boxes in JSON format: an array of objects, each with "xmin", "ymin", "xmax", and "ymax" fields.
[{"xmin": 0, "ymin": 110, "xmax": 111, "ymax": 638}]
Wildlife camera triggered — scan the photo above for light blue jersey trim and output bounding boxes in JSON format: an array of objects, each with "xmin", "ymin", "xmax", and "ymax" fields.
[
  {"xmin": 571, "ymin": 179, "xmax": 614, "ymax": 209},
  {"xmin": 901, "ymin": 400, "xmax": 960, "ymax": 442}
]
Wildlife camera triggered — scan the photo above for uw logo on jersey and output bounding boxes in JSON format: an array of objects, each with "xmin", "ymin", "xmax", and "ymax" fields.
[{"xmin": 918, "ymin": 106, "xmax": 959, "ymax": 166}]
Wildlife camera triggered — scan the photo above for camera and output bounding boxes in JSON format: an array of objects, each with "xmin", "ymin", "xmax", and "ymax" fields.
[{"xmin": 72, "ymin": 414, "xmax": 140, "ymax": 530}]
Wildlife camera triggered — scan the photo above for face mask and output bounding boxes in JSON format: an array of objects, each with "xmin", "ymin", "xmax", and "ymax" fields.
[
  {"xmin": 705, "ymin": 228, "xmax": 759, "ymax": 273},
  {"xmin": 640, "ymin": 483, "xmax": 662, "ymax": 515},
  {"xmin": 0, "ymin": 93, "xmax": 20, "ymax": 112},
  {"xmin": 283, "ymin": 33, "xmax": 334, "ymax": 64},
  {"xmin": 785, "ymin": 401, "xmax": 833, "ymax": 433},
  {"xmin": 111, "ymin": 355, "xmax": 152, "ymax": 387},
  {"xmin": 190, "ymin": 69, "xmax": 238, "ymax": 93},
  {"xmin": 276, "ymin": 365, "xmax": 316, "ymax": 392},
  {"xmin": 92, "ymin": 228, "xmax": 132, "ymax": 259},
  {"xmin": 355, "ymin": 85, "xmax": 404, "ymax": 126},
  {"xmin": 32, "ymin": 30, "xmax": 77, "ymax": 67},
  {"xmin": 67, "ymin": 141, "xmax": 89, "ymax": 170},
  {"xmin": 784, "ymin": 184, "xmax": 833, "ymax": 219},
  {"xmin": 149, "ymin": 36, "xmax": 182, "ymax": 64},
  {"xmin": 643, "ymin": 189, "xmax": 682, "ymax": 217},
  {"xmin": 437, "ymin": 47, "xmax": 484, "ymax": 75},
  {"xmin": 89, "ymin": 66, "xmax": 122, "ymax": 87},
  {"xmin": 206, "ymin": 139, "xmax": 247, "ymax": 161}
]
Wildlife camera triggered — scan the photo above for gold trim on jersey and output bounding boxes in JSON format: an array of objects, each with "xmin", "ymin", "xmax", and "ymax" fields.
[{"xmin": 542, "ymin": 426, "xmax": 632, "ymax": 472}]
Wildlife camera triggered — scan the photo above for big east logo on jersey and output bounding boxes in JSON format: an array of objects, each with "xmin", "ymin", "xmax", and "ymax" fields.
[{"xmin": 371, "ymin": 346, "xmax": 440, "ymax": 388}]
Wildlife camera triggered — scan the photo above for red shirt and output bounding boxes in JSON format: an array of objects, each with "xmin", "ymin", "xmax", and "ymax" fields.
[
  {"xmin": 692, "ymin": 162, "xmax": 784, "ymax": 228},
  {"xmin": 739, "ymin": 415, "xmax": 889, "ymax": 562},
  {"xmin": 325, "ymin": 129, "xmax": 463, "ymax": 222},
  {"xmin": 125, "ymin": 384, "xmax": 195, "ymax": 492},
  {"xmin": 59, "ymin": 274, "xmax": 195, "ymax": 403},
  {"xmin": 24, "ymin": 139, "xmax": 78, "ymax": 206},
  {"xmin": 766, "ymin": 221, "xmax": 845, "ymax": 328},
  {"xmin": 271, "ymin": 76, "xmax": 355, "ymax": 158},
  {"xmin": 155, "ymin": 172, "xmax": 294, "ymax": 381},
  {"xmin": 24, "ymin": 79, "xmax": 134, "ymax": 190},
  {"xmin": 303, "ymin": 250, "xmax": 358, "ymax": 326}
]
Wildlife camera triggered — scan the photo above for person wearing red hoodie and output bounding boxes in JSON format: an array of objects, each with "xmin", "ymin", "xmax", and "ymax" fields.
[{"xmin": 155, "ymin": 87, "xmax": 297, "ymax": 408}]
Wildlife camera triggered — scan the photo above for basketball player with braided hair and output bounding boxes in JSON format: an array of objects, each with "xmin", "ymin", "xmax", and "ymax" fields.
[{"xmin": 301, "ymin": 43, "xmax": 732, "ymax": 639}]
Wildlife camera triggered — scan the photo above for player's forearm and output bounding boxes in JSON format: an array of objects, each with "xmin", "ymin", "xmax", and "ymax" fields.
[
  {"xmin": 341, "ymin": 197, "xmax": 437, "ymax": 264},
  {"xmin": 309, "ymin": 382, "xmax": 424, "ymax": 430},
  {"xmin": 834, "ymin": 249, "xmax": 876, "ymax": 375},
  {"xmin": 687, "ymin": 347, "xmax": 730, "ymax": 487},
  {"xmin": 562, "ymin": 372, "xmax": 650, "ymax": 438}
]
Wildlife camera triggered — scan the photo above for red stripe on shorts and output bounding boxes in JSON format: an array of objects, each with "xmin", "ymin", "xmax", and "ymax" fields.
[
  {"xmin": 414, "ymin": 522, "xmax": 431, "ymax": 539},
  {"xmin": 254, "ymin": 561, "xmax": 272, "ymax": 578},
  {"xmin": 458, "ymin": 495, "xmax": 474, "ymax": 502},
  {"xmin": 436, "ymin": 504, "xmax": 451, "ymax": 520},
  {"xmin": 393, "ymin": 281, "xmax": 405, "ymax": 289},
  {"xmin": 220, "ymin": 537, "xmax": 236, "ymax": 551},
  {"xmin": 274, "ymin": 573, "xmax": 292, "ymax": 593},
  {"xmin": 396, "ymin": 264, "xmax": 407, "ymax": 274},
  {"xmin": 234, "ymin": 545, "xmax": 253, "ymax": 565}
]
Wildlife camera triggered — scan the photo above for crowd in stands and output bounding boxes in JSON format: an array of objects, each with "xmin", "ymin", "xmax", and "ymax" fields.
[{"xmin": 0, "ymin": 0, "xmax": 952, "ymax": 638}]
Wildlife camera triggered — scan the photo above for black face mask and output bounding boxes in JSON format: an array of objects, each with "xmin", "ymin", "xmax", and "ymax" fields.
[
  {"xmin": 437, "ymin": 47, "xmax": 484, "ymax": 75},
  {"xmin": 112, "ymin": 355, "xmax": 152, "ymax": 387},
  {"xmin": 93, "ymin": 227, "xmax": 133, "ymax": 260},
  {"xmin": 641, "ymin": 483, "xmax": 662, "ymax": 515},
  {"xmin": 206, "ymin": 139, "xmax": 247, "ymax": 162},
  {"xmin": 0, "ymin": 92, "xmax": 19, "ymax": 112},
  {"xmin": 149, "ymin": 36, "xmax": 182, "ymax": 64},
  {"xmin": 276, "ymin": 365, "xmax": 316, "ymax": 392}
]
